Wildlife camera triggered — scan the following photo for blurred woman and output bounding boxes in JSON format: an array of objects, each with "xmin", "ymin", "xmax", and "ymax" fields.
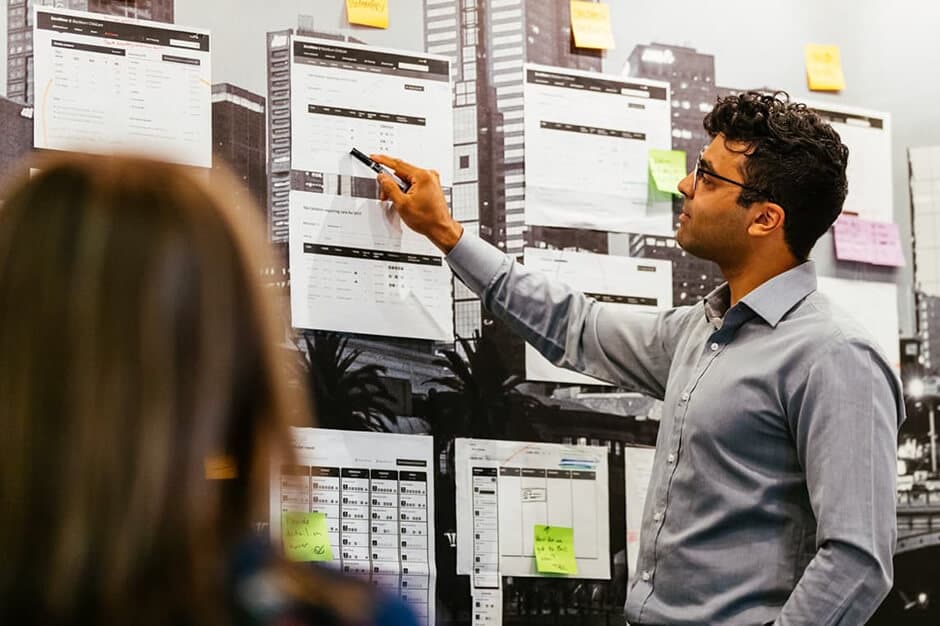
[{"xmin": 0, "ymin": 154, "xmax": 417, "ymax": 626}]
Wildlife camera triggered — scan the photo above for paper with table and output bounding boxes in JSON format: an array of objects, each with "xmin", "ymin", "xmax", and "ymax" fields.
[
  {"xmin": 455, "ymin": 438, "xmax": 611, "ymax": 580},
  {"xmin": 270, "ymin": 428, "xmax": 436, "ymax": 625},
  {"xmin": 288, "ymin": 36, "xmax": 454, "ymax": 340},
  {"xmin": 522, "ymin": 247, "xmax": 672, "ymax": 385},
  {"xmin": 833, "ymin": 215, "xmax": 905, "ymax": 267},
  {"xmin": 523, "ymin": 64, "xmax": 673, "ymax": 235},
  {"xmin": 32, "ymin": 6, "xmax": 211, "ymax": 167},
  {"xmin": 805, "ymin": 101, "xmax": 893, "ymax": 223}
]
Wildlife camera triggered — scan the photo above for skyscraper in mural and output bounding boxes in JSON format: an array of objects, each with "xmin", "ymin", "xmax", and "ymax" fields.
[
  {"xmin": 6, "ymin": 0, "xmax": 175, "ymax": 104},
  {"xmin": 211, "ymin": 83, "xmax": 267, "ymax": 218}
]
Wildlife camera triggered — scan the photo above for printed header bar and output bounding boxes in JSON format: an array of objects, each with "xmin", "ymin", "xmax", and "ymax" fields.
[{"xmin": 37, "ymin": 10, "xmax": 209, "ymax": 51}]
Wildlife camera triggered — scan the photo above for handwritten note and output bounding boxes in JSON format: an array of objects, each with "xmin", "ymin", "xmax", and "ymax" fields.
[
  {"xmin": 804, "ymin": 44, "xmax": 846, "ymax": 92},
  {"xmin": 346, "ymin": 0, "xmax": 389, "ymax": 29},
  {"xmin": 533, "ymin": 525, "xmax": 578, "ymax": 575},
  {"xmin": 833, "ymin": 214, "xmax": 905, "ymax": 267},
  {"xmin": 570, "ymin": 1, "xmax": 615, "ymax": 50},
  {"xmin": 282, "ymin": 511, "xmax": 334, "ymax": 562},
  {"xmin": 649, "ymin": 149, "xmax": 687, "ymax": 196}
]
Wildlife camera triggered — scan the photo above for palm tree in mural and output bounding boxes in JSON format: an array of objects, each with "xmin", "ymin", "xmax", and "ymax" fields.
[
  {"xmin": 301, "ymin": 331, "xmax": 398, "ymax": 432},
  {"xmin": 425, "ymin": 333, "xmax": 540, "ymax": 440}
]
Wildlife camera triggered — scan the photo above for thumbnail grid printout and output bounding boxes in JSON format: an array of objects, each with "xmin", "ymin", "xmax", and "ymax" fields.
[
  {"xmin": 271, "ymin": 428, "xmax": 436, "ymax": 626},
  {"xmin": 289, "ymin": 37, "xmax": 455, "ymax": 341},
  {"xmin": 523, "ymin": 64, "xmax": 673, "ymax": 236},
  {"xmin": 805, "ymin": 100, "xmax": 893, "ymax": 223},
  {"xmin": 455, "ymin": 438, "xmax": 611, "ymax": 580},
  {"xmin": 523, "ymin": 248, "xmax": 673, "ymax": 385},
  {"xmin": 33, "ymin": 6, "xmax": 211, "ymax": 168}
]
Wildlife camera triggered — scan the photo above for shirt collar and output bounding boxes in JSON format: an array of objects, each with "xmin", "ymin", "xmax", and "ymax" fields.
[{"xmin": 703, "ymin": 261, "xmax": 818, "ymax": 329}]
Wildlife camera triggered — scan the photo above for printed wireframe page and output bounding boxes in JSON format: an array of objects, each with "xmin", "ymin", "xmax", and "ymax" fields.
[
  {"xmin": 288, "ymin": 36, "xmax": 454, "ymax": 340},
  {"xmin": 455, "ymin": 438, "xmax": 611, "ymax": 580},
  {"xmin": 270, "ymin": 428, "xmax": 437, "ymax": 626},
  {"xmin": 33, "ymin": 6, "xmax": 211, "ymax": 167},
  {"xmin": 805, "ymin": 101, "xmax": 893, "ymax": 223},
  {"xmin": 522, "ymin": 248, "xmax": 672, "ymax": 385},
  {"xmin": 523, "ymin": 63, "xmax": 672, "ymax": 235}
]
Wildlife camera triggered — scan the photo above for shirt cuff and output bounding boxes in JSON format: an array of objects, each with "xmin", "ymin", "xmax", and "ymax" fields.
[{"xmin": 445, "ymin": 232, "xmax": 510, "ymax": 296}]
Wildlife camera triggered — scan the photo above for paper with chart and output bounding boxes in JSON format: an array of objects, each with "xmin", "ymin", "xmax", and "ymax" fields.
[
  {"xmin": 624, "ymin": 446, "xmax": 655, "ymax": 581},
  {"xmin": 817, "ymin": 276, "xmax": 900, "ymax": 371},
  {"xmin": 455, "ymin": 438, "xmax": 611, "ymax": 579},
  {"xmin": 271, "ymin": 428, "xmax": 436, "ymax": 625},
  {"xmin": 33, "ymin": 7, "xmax": 211, "ymax": 167},
  {"xmin": 289, "ymin": 36, "xmax": 454, "ymax": 340},
  {"xmin": 523, "ymin": 248, "xmax": 672, "ymax": 385},
  {"xmin": 524, "ymin": 64, "xmax": 672, "ymax": 235},
  {"xmin": 806, "ymin": 101, "xmax": 893, "ymax": 223}
]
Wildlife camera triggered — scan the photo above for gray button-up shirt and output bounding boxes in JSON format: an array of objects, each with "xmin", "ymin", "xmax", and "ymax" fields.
[{"xmin": 447, "ymin": 234, "xmax": 904, "ymax": 626}]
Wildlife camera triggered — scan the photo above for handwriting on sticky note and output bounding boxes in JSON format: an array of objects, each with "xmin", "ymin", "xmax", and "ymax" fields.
[
  {"xmin": 570, "ymin": 1, "xmax": 615, "ymax": 50},
  {"xmin": 833, "ymin": 215, "xmax": 905, "ymax": 267},
  {"xmin": 804, "ymin": 44, "xmax": 845, "ymax": 92},
  {"xmin": 533, "ymin": 524, "xmax": 578, "ymax": 575},
  {"xmin": 649, "ymin": 149, "xmax": 687, "ymax": 196},
  {"xmin": 283, "ymin": 511, "xmax": 334, "ymax": 562},
  {"xmin": 346, "ymin": 0, "xmax": 389, "ymax": 29}
]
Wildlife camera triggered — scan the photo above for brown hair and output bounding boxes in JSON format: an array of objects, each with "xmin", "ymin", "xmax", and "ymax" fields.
[{"xmin": 0, "ymin": 154, "xmax": 369, "ymax": 625}]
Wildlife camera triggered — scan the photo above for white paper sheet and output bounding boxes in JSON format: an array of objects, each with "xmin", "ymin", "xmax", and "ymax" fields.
[
  {"xmin": 270, "ymin": 428, "xmax": 436, "ymax": 626},
  {"xmin": 523, "ymin": 64, "xmax": 672, "ymax": 235},
  {"xmin": 623, "ymin": 446, "xmax": 655, "ymax": 582},
  {"xmin": 816, "ymin": 276, "xmax": 900, "ymax": 370},
  {"xmin": 288, "ymin": 36, "xmax": 454, "ymax": 340},
  {"xmin": 806, "ymin": 101, "xmax": 893, "ymax": 223},
  {"xmin": 33, "ymin": 7, "xmax": 211, "ymax": 167},
  {"xmin": 455, "ymin": 438, "xmax": 611, "ymax": 580},
  {"xmin": 522, "ymin": 248, "xmax": 672, "ymax": 385}
]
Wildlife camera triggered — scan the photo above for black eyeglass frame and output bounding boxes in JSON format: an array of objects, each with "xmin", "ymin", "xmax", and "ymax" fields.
[{"xmin": 692, "ymin": 148, "xmax": 776, "ymax": 203}]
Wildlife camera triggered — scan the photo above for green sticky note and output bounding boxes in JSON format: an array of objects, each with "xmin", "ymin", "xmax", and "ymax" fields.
[
  {"xmin": 282, "ymin": 511, "xmax": 334, "ymax": 562},
  {"xmin": 533, "ymin": 524, "xmax": 578, "ymax": 575},
  {"xmin": 648, "ymin": 149, "xmax": 687, "ymax": 196}
]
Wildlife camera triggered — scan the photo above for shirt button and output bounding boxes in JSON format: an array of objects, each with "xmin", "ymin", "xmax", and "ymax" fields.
[
  {"xmin": 653, "ymin": 512, "xmax": 662, "ymax": 522},
  {"xmin": 710, "ymin": 342, "xmax": 720, "ymax": 351},
  {"xmin": 667, "ymin": 453, "xmax": 676, "ymax": 463},
  {"xmin": 680, "ymin": 392, "xmax": 690, "ymax": 401},
  {"xmin": 641, "ymin": 570, "xmax": 651, "ymax": 582}
]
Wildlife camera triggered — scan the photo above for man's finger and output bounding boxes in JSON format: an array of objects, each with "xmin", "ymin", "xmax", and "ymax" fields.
[
  {"xmin": 377, "ymin": 173, "xmax": 408, "ymax": 207},
  {"xmin": 372, "ymin": 154, "xmax": 419, "ymax": 181}
]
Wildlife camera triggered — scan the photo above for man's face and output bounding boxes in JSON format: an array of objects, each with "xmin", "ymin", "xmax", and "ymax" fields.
[{"xmin": 675, "ymin": 135, "xmax": 758, "ymax": 266}]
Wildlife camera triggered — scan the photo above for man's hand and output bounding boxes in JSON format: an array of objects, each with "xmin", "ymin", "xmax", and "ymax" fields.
[{"xmin": 371, "ymin": 154, "xmax": 464, "ymax": 254}]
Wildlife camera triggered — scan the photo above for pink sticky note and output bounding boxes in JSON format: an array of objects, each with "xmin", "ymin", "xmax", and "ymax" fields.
[{"xmin": 833, "ymin": 215, "xmax": 905, "ymax": 267}]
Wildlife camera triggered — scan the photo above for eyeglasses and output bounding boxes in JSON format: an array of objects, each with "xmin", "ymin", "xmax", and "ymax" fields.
[{"xmin": 692, "ymin": 147, "xmax": 774, "ymax": 202}]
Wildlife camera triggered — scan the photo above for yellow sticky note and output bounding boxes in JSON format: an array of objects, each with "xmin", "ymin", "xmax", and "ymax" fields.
[
  {"xmin": 570, "ymin": 1, "xmax": 615, "ymax": 50},
  {"xmin": 346, "ymin": 0, "xmax": 389, "ymax": 29},
  {"xmin": 533, "ymin": 525, "xmax": 578, "ymax": 575},
  {"xmin": 204, "ymin": 455, "xmax": 237, "ymax": 480},
  {"xmin": 804, "ymin": 44, "xmax": 845, "ymax": 92},
  {"xmin": 282, "ymin": 512, "xmax": 334, "ymax": 562},
  {"xmin": 649, "ymin": 149, "xmax": 687, "ymax": 196}
]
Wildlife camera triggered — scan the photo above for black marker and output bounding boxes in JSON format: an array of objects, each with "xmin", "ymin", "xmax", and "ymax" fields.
[{"xmin": 350, "ymin": 147, "xmax": 411, "ymax": 192}]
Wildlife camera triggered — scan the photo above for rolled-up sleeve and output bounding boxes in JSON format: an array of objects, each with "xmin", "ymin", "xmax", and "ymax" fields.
[
  {"xmin": 446, "ymin": 233, "xmax": 688, "ymax": 398},
  {"xmin": 779, "ymin": 337, "xmax": 903, "ymax": 625}
]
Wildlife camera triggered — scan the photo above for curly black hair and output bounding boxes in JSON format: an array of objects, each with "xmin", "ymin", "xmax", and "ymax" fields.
[{"xmin": 702, "ymin": 91, "xmax": 849, "ymax": 261}]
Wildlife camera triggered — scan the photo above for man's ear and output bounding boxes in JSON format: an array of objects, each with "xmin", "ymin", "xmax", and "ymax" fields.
[{"xmin": 748, "ymin": 201, "xmax": 785, "ymax": 238}]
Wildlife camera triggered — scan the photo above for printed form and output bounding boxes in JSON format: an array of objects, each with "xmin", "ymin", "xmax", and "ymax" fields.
[
  {"xmin": 524, "ymin": 64, "xmax": 672, "ymax": 235},
  {"xmin": 806, "ymin": 101, "xmax": 893, "ymax": 223},
  {"xmin": 289, "ymin": 37, "xmax": 454, "ymax": 341},
  {"xmin": 455, "ymin": 438, "xmax": 611, "ymax": 580},
  {"xmin": 33, "ymin": 7, "xmax": 211, "ymax": 167},
  {"xmin": 522, "ymin": 248, "xmax": 672, "ymax": 385},
  {"xmin": 271, "ymin": 428, "xmax": 436, "ymax": 625}
]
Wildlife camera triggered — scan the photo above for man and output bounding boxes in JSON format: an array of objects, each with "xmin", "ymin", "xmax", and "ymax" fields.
[{"xmin": 373, "ymin": 91, "xmax": 903, "ymax": 625}]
